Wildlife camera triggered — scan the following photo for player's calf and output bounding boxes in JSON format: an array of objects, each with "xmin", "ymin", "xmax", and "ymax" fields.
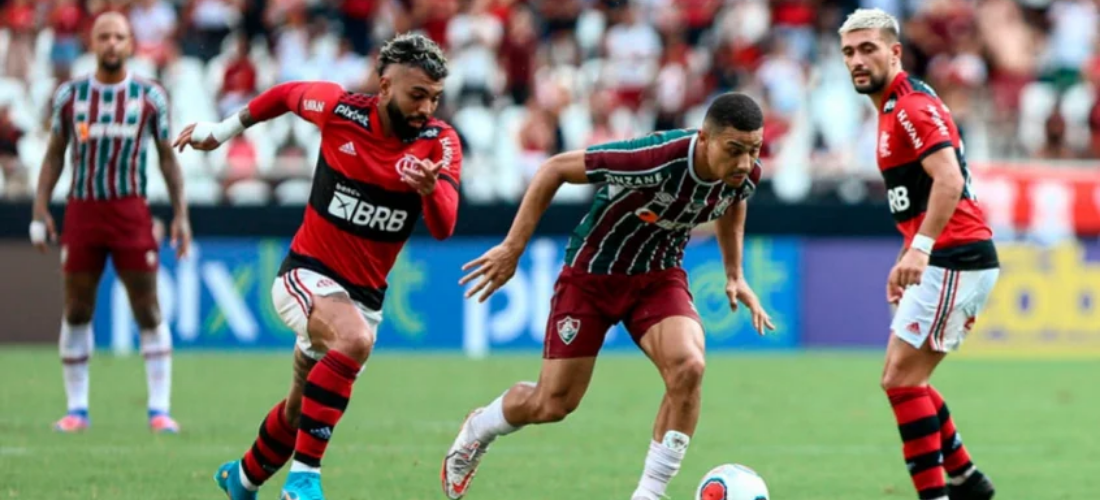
[
  {"xmin": 120, "ymin": 270, "xmax": 178, "ymax": 432},
  {"xmin": 279, "ymin": 294, "xmax": 371, "ymax": 500},
  {"xmin": 633, "ymin": 317, "xmax": 706, "ymax": 500},
  {"xmin": 882, "ymin": 337, "xmax": 950, "ymax": 499},
  {"xmin": 56, "ymin": 271, "xmax": 99, "ymax": 431}
]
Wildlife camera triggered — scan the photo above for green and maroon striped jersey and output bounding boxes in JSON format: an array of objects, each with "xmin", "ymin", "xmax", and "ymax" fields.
[
  {"xmin": 50, "ymin": 74, "xmax": 170, "ymax": 201},
  {"xmin": 564, "ymin": 129, "xmax": 762, "ymax": 275}
]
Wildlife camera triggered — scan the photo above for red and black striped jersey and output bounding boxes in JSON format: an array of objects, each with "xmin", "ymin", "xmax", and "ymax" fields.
[
  {"xmin": 876, "ymin": 71, "xmax": 997, "ymax": 269},
  {"xmin": 50, "ymin": 73, "xmax": 170, "ymax": 201},
  {"xmin": 249, "ymin": 82, "xmax": 462, "ymax": 309},
  {"xmin": 564, "ymin": 129, "xmax": 761, "ymax": 275}
]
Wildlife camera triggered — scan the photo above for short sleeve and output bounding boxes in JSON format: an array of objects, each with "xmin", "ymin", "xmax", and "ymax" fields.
[
  {"xmin": 292, "ymin": 82, "xmax": 346, "ymax": 129},
  {"xmin": 895, "ymin": 94, "xmax": 954, "ymax": 160},
  {"xmin": 146, "ymin": 84, "xmax": 171, "ymax": 141},
  {"xmin": 49, "ymin": 82, "xmax": 73, "ymax": 136}
]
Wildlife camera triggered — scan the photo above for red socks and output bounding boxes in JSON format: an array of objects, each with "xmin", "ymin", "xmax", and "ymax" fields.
[
  {"xmin": 293, "ymin": 350, "xmax": 361, "ymax": 468},
  {"xmin": 886, "ymin": 386, "xmax": 947, "ymax": 499},
  {"xmin": 241, "ymin": 400, "xmax": 296, "ymax": 486}
]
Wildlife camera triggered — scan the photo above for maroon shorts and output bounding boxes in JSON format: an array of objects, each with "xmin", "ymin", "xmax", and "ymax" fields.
[
  {"xmin": 543, "ymin": 266, "xmax": 702, "ymax": 359},
  {"xmin": 60, "ymin": 197, "xmax": 158, "ymax": 274}
]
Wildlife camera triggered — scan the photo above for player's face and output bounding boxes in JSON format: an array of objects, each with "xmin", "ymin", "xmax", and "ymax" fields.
[
  {"xmin": 840, "ymin": 29, "xmax": 898, "ymax": 95},
  {"xmin": 703, "ymin": 126, "xmax": 763, "ymax": 187},
  {"xmin": 91, "ymin": 16, "xmax": 132, "ymax": 73},
  {"xmin": 380, "ymin": 65, "xmax": 445, "ymax": 141}
]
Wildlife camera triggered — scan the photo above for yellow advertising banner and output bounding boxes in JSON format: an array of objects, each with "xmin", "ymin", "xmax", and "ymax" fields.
[{"xmin": 961, "ymin": 241, "xmax": 1100, "ymax": 358}]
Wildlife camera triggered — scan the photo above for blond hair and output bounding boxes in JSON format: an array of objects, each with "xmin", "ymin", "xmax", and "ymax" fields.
[{"xmin": 838, "ymin": 8, "xmax": 900, "ymax": 40}]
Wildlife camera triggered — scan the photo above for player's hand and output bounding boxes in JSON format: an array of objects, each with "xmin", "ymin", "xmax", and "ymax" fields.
[
  {"xmin": 886, "ymin": 248, "xmax": 929, "ymax": 303},
  {"xmin": 727, "ymin": 277, "xmax": 776, "ymax": 335},
  {"xmin": 170, "ymin": 215, "xmax": 192, "ymax": 259},
  {"xmin": 459, "ymin": 241, "xmax": 522, "ymax": 303},
  {"xmin": 402, "ymin": 159, "xmax": 445, "ymax": 196},
  {"xmin": 29, "ymin": 207, "xmax": 57, "ymax": 253},
  {"xmin": 172, "ymin": 123, "xmax": 220, "ymax": 152}
]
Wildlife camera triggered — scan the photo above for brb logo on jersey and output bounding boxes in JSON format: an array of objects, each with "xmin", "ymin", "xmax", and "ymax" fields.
[
  {"xmin": 328, "ymin": 183, "xmax": 409, "ymax": 232},
  {"xmin": 334, "ymin": 103, "xmax": 371, "ymax": 130}
]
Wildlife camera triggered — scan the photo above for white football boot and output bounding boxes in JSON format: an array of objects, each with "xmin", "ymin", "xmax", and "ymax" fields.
[{"xmin": 441, "ymin": 408, "xmax": 492, "ymax": 500}]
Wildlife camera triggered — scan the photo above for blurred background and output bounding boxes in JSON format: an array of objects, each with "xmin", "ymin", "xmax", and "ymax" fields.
[
  {"xmin": 0, "ymin": 0, "xmax": 1097, "ymax": 356},
  {"xmin": 1, "ymin": 4, "xmax": 1099, "ymax": 498}
]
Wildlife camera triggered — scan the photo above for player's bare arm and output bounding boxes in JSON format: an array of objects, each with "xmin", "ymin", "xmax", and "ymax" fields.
[
  {"xmin": 155, "ymin": 138, "xmax": 192, "ymax": 258},
  {"xmin": 460, "ymin": 150, "xmax": 588, "ymax": 302},
  {"xmin": 30, "ymin": 128, "xmax": 70, "ymax": 252},
  {"xmin": 886, "ymin": 146, "xmax": 965, "ymax": 301},
  {"xmin": 714, "ymin": 199, "xmax": 775, "ymax": 334}
]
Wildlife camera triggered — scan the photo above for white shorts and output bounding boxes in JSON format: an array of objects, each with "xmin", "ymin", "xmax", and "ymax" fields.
[
  {"xmin": 891, "ymin": 265, "xmax": 999, "ymax": 352},
  {"xmin": 271, "ymin": 267, "xmax": 383, "ymax": 360}
]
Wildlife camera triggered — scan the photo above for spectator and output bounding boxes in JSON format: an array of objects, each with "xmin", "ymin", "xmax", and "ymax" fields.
[
  {"xmin": 498, "ymin": 5, "xmax": 539, "ymax": 106},
  {"xmin": 130, "ymin": 0, "xmax": 179, "ymax": 70},
  {"xmin": 218, "ymin": 36, "xmax": 258, "ymax": 118},
  {"xmin": 48, "ymin": 0, "xmax": 86, "ymax": 82},
  {"xmin": 3, "ymin": 0, "xmax": 37, "ymax": 86},
  {"xmin": 604, "ymin": 4, "xmax": 663, "ymax": 111},
  {"xmin": 0, "ymin": 106, "xmax": 27, "ymax": 200},
  {"xmin": 183, "ymin": 0, "xmax": 243, "ymax": 62}
]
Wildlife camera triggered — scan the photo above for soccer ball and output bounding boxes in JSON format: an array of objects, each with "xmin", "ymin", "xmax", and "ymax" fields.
[{"xmin": 695, "ymin": 463, "xmax": 769, "ymax": 500}]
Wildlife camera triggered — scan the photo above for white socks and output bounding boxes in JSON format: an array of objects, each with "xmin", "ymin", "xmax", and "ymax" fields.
[
  {"xmin": 59, "ymin": 322, "xmax": 93, "ymax": 413},
  {"xmin": 469, "ymin": 390, "xmax": 522, "ymax": 442},
  {"xmin": 140, "ymin": 323, "xmax": 173, "ymax": 414},
  {"xmin": 632, "ymin": 431, "xmax": 690, "ymax": 500},
  {"xmin": 289, "ymin": 462, "xmax": 321, "ymax": 474}
]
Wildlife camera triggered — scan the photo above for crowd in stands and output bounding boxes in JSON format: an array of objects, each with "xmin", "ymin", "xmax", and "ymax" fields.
[{"xmin": 0, "ymin": 0, "xmax": 1097, "ymax": 205}]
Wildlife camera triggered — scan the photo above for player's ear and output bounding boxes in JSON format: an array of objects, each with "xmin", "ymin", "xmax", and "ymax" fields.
[{"xmin": 379, "ymin": 75, "xmax": 392, "ymax": 98}]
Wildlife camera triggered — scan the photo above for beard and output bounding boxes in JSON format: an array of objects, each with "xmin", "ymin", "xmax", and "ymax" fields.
[
  {"xmin": 99, "ymin": 57, "xmax": 124, "ymax": 73},
  {"xmin": 853, "ymin": 72, "xmax": 888, "ymax": 95},
  {"xmin": 386, "ymin": 99, "xmax": 427, "ymax": 141}
]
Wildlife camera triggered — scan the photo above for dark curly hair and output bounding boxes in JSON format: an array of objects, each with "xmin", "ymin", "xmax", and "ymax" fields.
[{"xmin": 377, "ymin": 33, "xmax": 449, "ymax": 81}]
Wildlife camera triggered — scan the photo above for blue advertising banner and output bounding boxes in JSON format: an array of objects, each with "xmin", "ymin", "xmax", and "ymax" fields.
[{"xmin": 92, "ymin": 236, "xmax": 802, "ymax": 355}]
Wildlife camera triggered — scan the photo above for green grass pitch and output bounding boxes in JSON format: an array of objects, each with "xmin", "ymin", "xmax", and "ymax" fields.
[{"xmin": 1, "ymin": 347, "xmax": 1098, "ymax": 499}]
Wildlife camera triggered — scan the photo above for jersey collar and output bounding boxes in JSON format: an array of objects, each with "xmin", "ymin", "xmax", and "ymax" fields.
[
  {"xmin": 91, "ymin": 71, "xmax": 132, "ymax": 89},
  {"xmin": 687, "ymin": 132, "xmax": 721, "ymax": 186},
  {"xmin": 881, "ymin": 70, "xmax": 908, "ymax": 114}
]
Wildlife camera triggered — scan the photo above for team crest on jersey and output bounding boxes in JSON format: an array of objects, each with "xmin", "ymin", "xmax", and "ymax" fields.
[
  {"xmin": 884, "ymin": 96, "xmax": 897, "ymax": 113},
  {"xmin": 395, "ymin": 154, "xmax": 421, "ymax": 176},
  {"xmin": 557, "ymin": 316, "xmax": 581, "ymax": 345}
]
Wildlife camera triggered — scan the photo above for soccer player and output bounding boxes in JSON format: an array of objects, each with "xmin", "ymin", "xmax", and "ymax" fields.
[
  {"xmin": 174, "ymin": 34, "xmax": 461, "ymax": 500},
  {"xmin": 441, "ymin": 93, "xmax": 775, "ymax": 500},
  {"xmin": 31, "ymin": 12, "xmax": 190, "ymax": 434},
  {"xmin": 839, "ymin": 9, "xmax": 999, "ymax": 500}
]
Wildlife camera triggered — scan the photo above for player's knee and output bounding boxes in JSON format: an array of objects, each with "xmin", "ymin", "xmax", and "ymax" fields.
[
  {"xmin": 329, "ymin": 329, "xmax": 375, "ymax": 363},
  {"xmin": 64, "ymin": 303, "xmax": 95, "ymax": 326},
  {"xmin": 880, "ymin": 363, "xmax": 923, "ymax": 391},
  {"xmin": 664, "ymin": 354, "xmax": 706, "ymax": 397},
  {"xmin": 132, "ymin": 303, "xmax": 161, "ymax": 330}
]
